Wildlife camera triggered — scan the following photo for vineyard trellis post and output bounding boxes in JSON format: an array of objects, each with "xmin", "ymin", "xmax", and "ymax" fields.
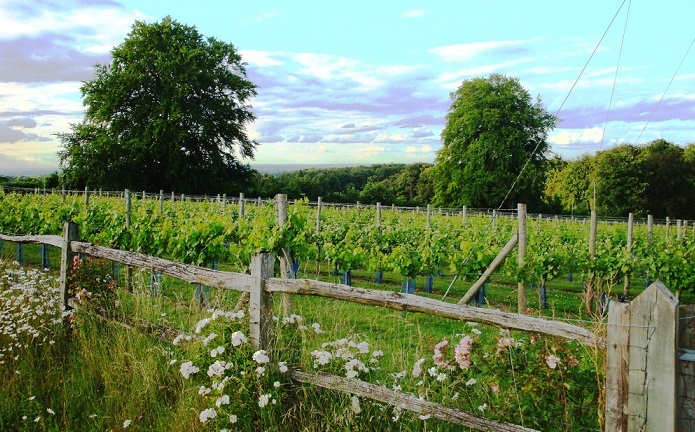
[
  {"xmin": 624, "ymin": 213, "xmax": 634, "ymax": 296},
  {"xmin": 239, "ymin": 193, "xmax": 245, "ymax": 217},
  {"xmin": 276, "ymin": 193, "xmax": 292, "ymax": 316},
  {"xmin": 517, "ymin": 203, "xmax": 527, "ymax": 313},
  {"xmin": 125, "ymin": 189, "xmax": 133, "ymax": 291}
]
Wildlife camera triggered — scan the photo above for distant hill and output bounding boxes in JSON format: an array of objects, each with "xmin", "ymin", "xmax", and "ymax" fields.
[{"xmin": 250, "ymin": 164, "xmax": 362, "ymax": 175}]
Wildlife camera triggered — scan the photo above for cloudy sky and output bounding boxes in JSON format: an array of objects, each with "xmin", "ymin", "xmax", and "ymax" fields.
[{"xmin": 1, "ymin": 0, "xmax": 694, "ymax": 175}]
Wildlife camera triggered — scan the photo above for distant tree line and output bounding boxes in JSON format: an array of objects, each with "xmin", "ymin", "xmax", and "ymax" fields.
[
  {"xmin": 545, "ymin": 139, "xmax": 695, "ymax": 219},
  {"xmin": 5, "ymin": 138, "xmax": 695, "ymax": 219}
]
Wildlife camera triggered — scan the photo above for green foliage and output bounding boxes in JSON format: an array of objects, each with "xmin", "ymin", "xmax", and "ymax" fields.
[
  {"xmin": 433, "ymin": 74, "xmax": 557, "ymax": 208},
  {"xmin": 545, "ymin": 139, "xmax": 695, "ymax": 218},
  {"xmin": 58, "ymin": 17, "xmax": 257, "ymax": 194}
]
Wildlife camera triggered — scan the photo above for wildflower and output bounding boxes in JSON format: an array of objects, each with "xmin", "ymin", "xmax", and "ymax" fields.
[
  {"xmin": 566, "ymin": 355, "xmax": 580, "ymax": 367},
  {"xmin": 258, "ymin": 394, "xmax": 271, "ymax": 408},
  {"xmin": 392, "ymin": 384, "xmax": 402, "ymax": 392},
  {"xmin": 47, "ymin": 408, "xmax": 55, "ymax": 415},
  {"xmin": 180, "ymin": 361, "xmax": 199, "ymax": 379},
  {"xmin": 199, "ymin": 386, "xmax": 211, "ymax": 395},
  {"xmin": 311, "ymin": 322, "xmax": 324, "ymax": 333},
  {"xmin": 491, "ymin": 384, "xmax": 500, "ymax": 394},
  {"xmin": 436, "ymin": 372, "xmax": 447, "ymax": 382},
  {"xmin": 202, "ymin": 333, "xmax": 217, "ymax": 346},
  {"xmin": 208, "ymin": 361, "xmax": 226, "ymax": 377},
  {"xmin": 427, "ymin": 367, "xmax": 438, "ymax": 377},
  {"xmin": 472, "ymin": 328, "xmax": 482, "ymax": 335},
  {"xmin": 256, "ymin": 366, "xmax": 266, "ymax": 376},
  {"xmin": 253, "ymin": 350, "xmax": 270, "ymax": 364},
  {"xmin": 123, "ymin": 419, "xmax": 132, "ymax": 428},
  {"xmin": 350, "ymin": 395, "xmax": 361, "ymax": 414},
  {"xmin": 412, "ymin": 358, "xmax": 425, "ymax": 378},
  {"xmin": 229, "ymin": 414, "xmax": 238, "ymax": 423},
  {"xmin": 216, "ymin": 395, "xmax": 230, "ymax": 407},
  {"xmin": 199, "ymin": 408, "xmax": 217, "ymax": 423},
  {"xmin": 195, "ymin": 318, "xmax": 211, "ymax": 333},
  {"xmin": 478, "ymin": 403, "xmax": 488, "ymax": 412},
  {"xmin": 454, "ymin": 336, "xmax": 473, "ymax": 370},
  {"xmin": 274, "ymin": 381, "xmax": 281, "ymax": 388},
  {"xmin": 496, "ymin": 336, "xmax": 517, "ymax": 353},
  {"xmin": 466, "ymin": 378, "xmax": 477, "ymax": 386},
  {"xmin": 210, "ymin": 346, "xmax": 225, "ymax": 357},
  {"xmin": 451, "ymin": 392, "xmax": 460, "ymax": 401},
  {"xmin": 433, "ymin": 339, "xmax": 449, "ymax": 367},
  {"xmin": 419, "ymin": 414, "xmax": 431, "ymax": 420},
  {"xmin": 546, "ymin": 354, "xmax": 561, "ymax": 369},
  {"xmin": 278, "ymin": 361, "xmax": 288, "ymax": 373},
  {"xmin": 231, "ymin": 331, "xmax": 247, "ymax": 347}
]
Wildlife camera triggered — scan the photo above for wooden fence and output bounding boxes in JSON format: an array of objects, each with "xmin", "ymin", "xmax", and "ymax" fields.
[{"xmin": 2, "ymin": 223, "xmax": 695, "ymax": 431}]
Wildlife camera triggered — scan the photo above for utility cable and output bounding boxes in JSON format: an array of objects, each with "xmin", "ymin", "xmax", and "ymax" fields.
[
  {"xmin": 633, "ymin": 34, "xmax": 695, "ymax": 145},
  {"xmin": 600, "ymin": 0, "xmax": 631, "ymax": 148},
  {"xmin": 442, "ymin": 0, "xmax": 628, "ymax": 302}
]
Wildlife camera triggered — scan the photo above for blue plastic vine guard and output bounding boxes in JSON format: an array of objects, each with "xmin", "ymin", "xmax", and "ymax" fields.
[
  {"xmin": 342, "ymin": 270, "xmax": 352, "ymax": 286},
  {"xmin": 375, "ymin": 270, "xmax": 383, "ymax": 283},
  {"xmin": 16, "ymin": 243, "xmax": 24, "ymax": 265},
  {"xmin": 401, "ymin": 279, "xmax": 415, "ymax": 294},
  {"xmin": 539, "ymin": 284, "xmax": 549, "ymax": 309},
  {"xmin": 40, "ymin": 244, "xmax": 50, "ymax": 269},
  {"xmin": 425, "ymin": 275, "xmax": 433, "ymax": 293}
]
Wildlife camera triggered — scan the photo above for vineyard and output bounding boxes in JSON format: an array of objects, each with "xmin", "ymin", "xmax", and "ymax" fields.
[
  {"xmin": 1, "ymin": 188, "xmax": 695, "ymax": 431},
  {"xmin": 1, "ymin": 188, "xmax": 694, "ymax": 305}
]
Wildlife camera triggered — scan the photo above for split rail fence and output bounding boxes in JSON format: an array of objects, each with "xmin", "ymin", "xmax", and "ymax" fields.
[{"xmin": 2, "ymin": 222, "xmax": 695, "ymax": 431}]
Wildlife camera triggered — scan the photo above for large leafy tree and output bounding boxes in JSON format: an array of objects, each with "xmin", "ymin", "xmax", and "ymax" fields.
[
  {"xmin": 432, "ymin": 74, "xmax": 556, "ymax": 208},
  {"xmin": 59, "ymin": 17, "xmax": 257, "ymax": 194}
]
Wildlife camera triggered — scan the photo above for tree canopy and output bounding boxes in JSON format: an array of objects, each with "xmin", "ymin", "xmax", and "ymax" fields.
[
  {"xmin": 432, "ymin": 74, "xmax": 557, "ymax": 208},
  {"xmin": 58, "ymin": 17, "xmax": 257, "ymax": 194}
]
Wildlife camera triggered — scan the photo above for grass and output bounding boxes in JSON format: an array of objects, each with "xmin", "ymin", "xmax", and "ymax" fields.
[{"xmin": 1, "ymin": 242, "xmax": 613, "ymax": 431}]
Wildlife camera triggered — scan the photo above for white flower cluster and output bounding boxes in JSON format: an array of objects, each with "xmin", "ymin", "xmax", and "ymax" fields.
[{"xmin": 0, "ymin": 261, "xmax": 60, "ymax": 365}]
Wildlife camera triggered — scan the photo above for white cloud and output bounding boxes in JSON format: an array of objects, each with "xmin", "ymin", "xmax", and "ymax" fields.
[
  {"xmin": 403, "ymin": 9, "xmax": 427, "ymax": 18},
  {"xmin": 549, "ymin": 127, "xmax": 603, "ymax": 146},
  {"xmin": 405, "ymin": 146, "xmax": 417, "ymax": 153},
  {"xmin": 429, "ymin": 39, "xmax": 530, "ymax": 63},
  {"xmin": 0, "ymin": 3, "xmax": 149, "ymax": 55},
  {"xmin": 436, "ymin": 58, "xmax": 535, "ymax": 89},
  {"xmin": 241, "ymin": 50, "xmax": 284, "ymax": 67}
]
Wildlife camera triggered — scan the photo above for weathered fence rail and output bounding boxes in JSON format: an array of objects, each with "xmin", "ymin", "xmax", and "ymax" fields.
[{"xmin": 4, "ymin": 222, "xmax": 694, "ymax": 430}]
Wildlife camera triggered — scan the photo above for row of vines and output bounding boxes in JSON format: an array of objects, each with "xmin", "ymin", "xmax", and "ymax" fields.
[{"xmin": 1, "ymin": 191, "xmax": 694, "ymax": 298}]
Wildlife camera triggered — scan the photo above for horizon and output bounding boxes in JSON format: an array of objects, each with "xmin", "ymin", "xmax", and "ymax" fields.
[{"xmin": 1, "ymin": 1, "xmax": 693, "ymax": 174}]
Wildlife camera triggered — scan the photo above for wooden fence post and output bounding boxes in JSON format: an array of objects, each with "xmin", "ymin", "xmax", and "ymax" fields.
[
  {"xmin": 517, "ymin": 203, "xmax": 527, "ymax": 314},
  {"xmin": 59, "ymin": 222, "xmax": 79, "ymax": 313},
  {"xmin": 605, "ymin": 301, "xmax": 631, "ymax": 432},
  {"xmin": 249, "ymin": 252, "xmax": 275, "ymax": 350},
  {"xmin": 605, "ymin": 281, "xmax": 679, "ymax": 431}
]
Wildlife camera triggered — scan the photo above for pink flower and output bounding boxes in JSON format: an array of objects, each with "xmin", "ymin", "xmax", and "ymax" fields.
[
  {"xmin": 454, "ymin": 336, "xmax": 473, "ymax": 370},
  {"xmin": 496, "ymin": 337, "xmax": 516, "ymax": 353},
  {"xmin": 491, "ymin": 384, "xmax": 499, "ymax": 394},
  {"xmin": 412, "ymin": 358, "xmax": 425, "ymax": 378},
  {"xmin": 546, "ymin": 354, "xmax": 561, "ymax": 369},
  {"xmin": 433, "ymin": 339, "xmax": 449, "ymax": 368}
]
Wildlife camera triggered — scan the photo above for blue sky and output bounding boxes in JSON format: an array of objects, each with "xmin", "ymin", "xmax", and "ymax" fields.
[{"xmin": 1, "ymin": 0, "xmax": 693, "ymax": 175}]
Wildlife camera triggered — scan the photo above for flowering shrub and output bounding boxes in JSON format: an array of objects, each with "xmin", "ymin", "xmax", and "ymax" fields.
[{"xmin": 66, "ymin": 256, "xmax": 117, "ymax": 309}]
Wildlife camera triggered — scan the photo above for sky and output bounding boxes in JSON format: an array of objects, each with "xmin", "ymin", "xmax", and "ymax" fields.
[{"xmin": 0, "ymin": 0, "xmax": 694, "ymax": 175}]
